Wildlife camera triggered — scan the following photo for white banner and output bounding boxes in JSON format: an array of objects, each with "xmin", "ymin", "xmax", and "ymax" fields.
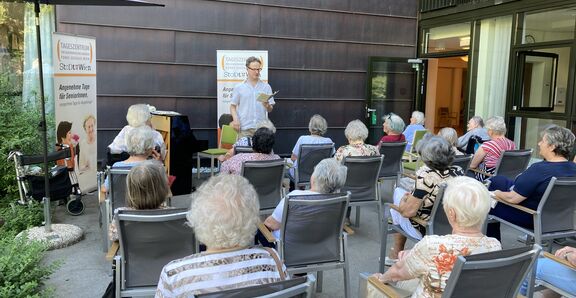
[
  {"xmin": 216, "ymin": 50, "xmax": 268, "ymax": 125},
  {"xmin": 53, "ymin": 33, "xmax": 97, "ymax": 192}
]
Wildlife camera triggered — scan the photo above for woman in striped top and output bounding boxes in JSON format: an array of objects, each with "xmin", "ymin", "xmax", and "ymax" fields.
[
  {"xmin": 469, "ymin": 116, "xmax": 515, "ymax": 181},
  {"xmin": 155, "ymin": 175, "xmax": 287, "ymax": 298}
]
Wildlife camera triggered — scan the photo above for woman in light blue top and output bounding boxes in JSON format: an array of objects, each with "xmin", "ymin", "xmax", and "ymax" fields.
[
  {"xmin": 289, "ymin": 114, "xmax": 334, "ymax": 177},
  {"xmin": 403, "ymin": 111, "xmax": 426, "ymax": 152}
]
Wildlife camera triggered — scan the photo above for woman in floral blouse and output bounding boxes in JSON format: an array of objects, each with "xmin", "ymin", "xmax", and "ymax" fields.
[
  {"xmin": 334, "ymin": 119, "xmax": 379, "ymax": 162},
  {"xmin": 372, "ymin": 176, "xmax": 501, "ymax": 297},
  {"xmin": 220, "ymin": 127, "xmax": 281, "ymax": 175}
]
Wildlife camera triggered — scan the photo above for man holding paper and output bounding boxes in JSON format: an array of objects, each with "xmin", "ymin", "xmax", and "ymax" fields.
[{"xmin": 230, "ymin": 56, "xmax": 276, "ymax": 137}]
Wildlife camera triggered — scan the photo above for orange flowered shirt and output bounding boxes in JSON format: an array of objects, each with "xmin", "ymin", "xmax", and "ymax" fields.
[{"xmin": 404, "ymin": 234, "xmax": 501, "ymax": 298}]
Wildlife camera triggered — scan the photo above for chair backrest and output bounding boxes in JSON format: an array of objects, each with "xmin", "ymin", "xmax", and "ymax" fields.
[
  {"xmin": 220, "ymin": 125, "xmax": 238, "ymax": 148},
  {"xmin": 341, "ymin": 156, "xmax": 383, "ymax": 203},
  {"xmin": 234, "ymin": 145, "xmax": 254, "ymax": 155},
  {"xmin": 109, "ymin": 167, "xmax": 132, "ymax": 210},
  {"xmin": 195, "ymin": 275, "xmax": 314, "ymax": 298},
  {"xmin": 18, "ymin": 147, "xmax": 72, "ymax": 166},
  {"xmin": 410, "ymin": 130, "xmax": 428, "ymax": 153},
  {"xmin": 494, "ymin": 149, "xmax": 533, "ymax": 180},
  {"xmin": 443, "ymin": 245, "xmax": 541, "ymax": 298},
  {"xmin": 378, "ymin": 142, "xmax": 406, "ymax": 179},
  {"xmin": 425, "ymin": 183, "xmax": 451, "ymax": 236},
  {"xmin": 117, "ymin": 208, "xmax": 195, "ymax": 289},
  {"xmin": 280, "ymin": 192, "xmax": 349, "ymax": 267},
  {"xmin": 537, "ymin": 176, "xmax": 576, "ymax": 234},
  {"xmin": 451, "ymin": 154, "xmax": 473, "ymax": 171},
  {"xmin": 241, "ymin": 159, "xmax": 286, "ymax": 211},
  {"xmin": 295, "ymin": 143, "xmax": 334, "ymax": 186}
]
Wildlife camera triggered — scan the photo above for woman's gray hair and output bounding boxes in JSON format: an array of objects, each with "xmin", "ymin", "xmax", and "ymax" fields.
[
  {"xmin": 384, "ymin": 113, "xmax": 406, "ymax": 134},
  {"xmin": 485, "ymin": 116, "xmax": 507, "ymax": 135},
  {"xmin": 125, "ymin": 126, "xmax": 155, "ymax": 156},
  {"xmin": 256, "ymin": 119, "xmax": 276, "ymax": 133},
  {"xmin": 438, "ymin": 127, "xmax": 458, "ymax": 147},
  {"xmin": 417, "ymin": 134, "xmax": 455, "ymax": 171},
  {"xmin": 126, "ymin": 160, "xmax": 170, "ymax": 210},
  {"xmin": 309, "ymin": 114, "xmax": 328, "ymax": 136},
  {"xmin": 470, "ymin": 116, "xmax": 484, "ymax": 127},
  {"xmin": 444, "ymin": 176, "xmax": 491, "ymax": 228},
  {"xmin": 312, "ymin": 158, "xmax": 347, "ymax": 193},
  {"xmin": 344, "ymin": 120, "xmax": 368, "ymax": 142},
  {"xmin": 187, "ymin": 175, "xmax": 259, "ymax": 249},
  {"xmin": 412, "ymin": 111, "xmax": 425, "ymax": 125},
  {"xmin": 126, "ymin": 104, "xmax": 152, "ymax": 127},
  {"xmin": 540, "ymin": 125, "xmax": 575, "ymax": 159}
]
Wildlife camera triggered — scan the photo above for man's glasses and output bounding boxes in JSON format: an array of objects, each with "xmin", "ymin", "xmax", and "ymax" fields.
[{"xmin": 247, "ymin": 66, "xmax": 262, "ymax": 72}]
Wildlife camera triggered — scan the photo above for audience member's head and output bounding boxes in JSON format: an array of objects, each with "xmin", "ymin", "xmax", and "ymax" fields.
[
  {"xmin": 383, "ymin": 113, "xmax": 405, "ymax": 134},
  {"xmin": 126, "ymin": 160, "xmax": 170, "ymax": 209},
  {"xmin": 438, "ymin": 127, "xmax": 458, "ymax": 147},
  {"xmin": 252, "ymin": 127, "xmax": 275, "ymax": 154},
  {"xmin": 308, "ymin": 114, "xmax": 328, "ymax": 136},
  {"xmin": 344, "ymin": 120, "xmax": 369, "ymax": 143},
  {"xmin": 256, "ymin": 119, "xmax": 276, "ymax": 134},
  {"xmin": 540, "ymin": 125, "xmax": 575, "ymax": 160},
  {"xmin": 311, "ymin": 158, "xmax": 347, "ymax": 193},
  {"xmin": 125, "ymin": 125, "xmax": 155, "ymax": 156},
  {"xmin": 444, "ymin": 176, "xmax": 491, "ymax": 229},
  {"xmin": 417, "ymin": 134, "xmax": 455, "ymax": 171},
  {"xmin": 188, "ymin": 175, "xmax": 259, "ymax": 249},
  {"xmin": 468, "ymin": 116, "xmax": 484, "ymax": 130},
  {"xmin": 126, "ymin": 104, "xmax": 152, "ymax": 128},
  {"xmin": 485, "ymin": 116, "xmax": 507, "ymax": 136},
  {"xmin": 411, "ymin": 111, "xmax": 425, "ymax": 125},
  {"xmin": 218, "ymin": 113, "xmax": 233, "ymax": 129}
]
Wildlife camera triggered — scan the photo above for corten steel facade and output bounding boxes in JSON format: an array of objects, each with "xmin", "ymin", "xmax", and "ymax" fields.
[{"xmin": 55, "ymin": 0, "xmax": 418, "ymax": 157}]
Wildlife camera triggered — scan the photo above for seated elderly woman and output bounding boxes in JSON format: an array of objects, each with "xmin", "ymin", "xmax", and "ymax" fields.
[
  {"xmin": 100, "ymin": 126, "xmax": 161, "ymax": 201},
  {"xmin": 469, "ymin": 116, "xmax": 515, "ymax": 181},
  {"xmin": 488, "ymin": 125, "xmax": 576, "ymax": 240},
  {"xmin": 108, "ymin": 103, "xmax": 165, "ymax": 161},
  {"xmin": 156, "ymin": 175, "xmax": 287, "ymax": 296},
  {"xmin": 388, "ymin": 135, "xmax": 463, "ymax": 262},
  {"xmin": 220, "ymin": 127, "xmax": 281, "ymax": 175},
  {"xmin": 402, "ymin": 111, "xmax": 425, "ymax": 152},
  {"xmin": 521, "ymin": 246, "xmax": 576, "ymax": 297},
  {"xmin": 457, "ymin": 115, "xmax": 490, "ymax": 151},
  {"xmin": 438, "ymin": 127, "xmax": 464, "ymax": 156},
  {"xmin": 264, "ymin": 158, "xmax": 347, "ymax": 238},
  {"xmin": 372, "ymin": 176, "xmax": 501, "ymax": 297},
  {"xmin": 108, "ymin": 160, "xmax": 170, "ymax": 241},
  {"xmin": 289, "ymin": 114, "xmax": 334, "ymax": 177},
  {"xmin": 335, "ymin": 120, "xmax": 379, "ymax": 162},
  {"xmin": 376, "ymin": 113, "xmax": 406, "ymax": 146},
  {"xmin": 218, "ymin": 119, "xmax": 276, "ymax": 162}
]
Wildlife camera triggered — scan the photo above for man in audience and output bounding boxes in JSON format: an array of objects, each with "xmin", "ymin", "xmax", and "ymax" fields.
[
  {"xmin": 457, "ymin": 115, "xmax": 490, "ymax": 151},
  {"xmin": 402, "ymin": 111, "xmax": 425, "ymax": 152},
  {"xmin": 156, "ymin": 175, "xmax": 287, "ymax": 297}
]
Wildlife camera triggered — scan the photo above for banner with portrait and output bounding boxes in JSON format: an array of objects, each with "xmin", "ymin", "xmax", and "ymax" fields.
[
  {"xmin": 52, "ymin": 33, "xmax": 97, "ymax": 192},
  {"xmin": 216, "ymin": 50, "xmax": 268, "ymax": 125}
]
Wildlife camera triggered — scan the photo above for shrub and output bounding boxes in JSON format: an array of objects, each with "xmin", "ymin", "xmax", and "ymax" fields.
[{"xmin": 0, "ymin": 202, "xmax": 44, "ymax": 237}]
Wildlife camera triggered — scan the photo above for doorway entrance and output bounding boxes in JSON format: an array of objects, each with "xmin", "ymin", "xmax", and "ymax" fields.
[{"xmin": 424, "ymin": 56, "xmax": 468, "ymax": 134}]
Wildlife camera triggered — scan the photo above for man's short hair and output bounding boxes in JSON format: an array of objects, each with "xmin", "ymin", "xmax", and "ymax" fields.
[{"xmin": 246, "ymin": 56, "xmax": 262, "ymax": 67}]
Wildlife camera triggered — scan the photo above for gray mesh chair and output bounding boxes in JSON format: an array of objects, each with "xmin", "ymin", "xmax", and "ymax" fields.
[
  {"xmin": 99, "ymin": 166, "xmax": 131, "ymax": 253},
  {"xmin": 379, "ymin": 183, "xmax": 448, "ymax": 272},
  {"xmin": 377, "ymin": 142, "xmax": 406, "ymax": 203},
  {"xmin": 452, "ymin": 154, "xmax": 472, "ymax": 172},
  {"xmin": 293, "ymin": 143, "xmax": 334, "ymax": 189},
  {"xmin": 114, "ymin": 208, "xmax": 196, "ymax": 297},
  {"xmin": 277, "ymin": 192, "xmax": 351, "ymax": 298},
  {"xmin": 341, "ymin": 155, "xmax": 384, "ymax": 228},
  {"xmin": 241, "ymin": 159, "xmax": 286, "ymax": 214},
  {"xmin": 470, "ymin": 149, "xmax": 533, "ymax": 180},
  {"xmin": 195, "ymin": 275, "xmax": 316, "ymax": 298}
]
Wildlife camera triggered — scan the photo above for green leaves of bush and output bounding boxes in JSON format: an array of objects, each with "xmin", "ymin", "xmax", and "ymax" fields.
[{"xmin": 0, "ymin": 202, "xmax": 44, "ymax": 237}]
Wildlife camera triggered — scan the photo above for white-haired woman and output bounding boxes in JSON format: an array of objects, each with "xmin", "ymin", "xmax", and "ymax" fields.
[
  {"xmin": 469, "ymin": 116, "xmax": 515, "ymax": 181},
  {"xmin": 402, "ymin": 111, "xmax": 425, "ymax": 152},
  {"xmin": 376, "ymin": 113, "xmax": 406, "ymax": 146},
  {"xmin": 289, "ymin": 114, "xmax": 334, "ymax": 177},
  {"xmin": 372, "ymin": 176, "xmax": 501, "ymax": 297},
  {"xmin": 264, "ymin": 158, "xmax": 347, "ymax": 238},
  {"xmin": 457, "ymin": 115, "xmax": 490, "ymax": 151},
  {"xmin": 388, "ymin": 135, "xmax": 464, "ymax": 263},
  {"xmin": 108, "ymin": 160, "xmax": 171, "ymax": 241},
  {"xmin": 438, "ymin": 127, "xmax": 464, "ymax": 156},
  {"xmin": 156, "ymin": 175, "xmax": 287, "ymax": 296},
  {"xmin": 108, "ymin": 104, "xmax": 165, "ymax": 159},
  {"xmin": 335, "ymin": 120, "xmax": 379, "ymax": 162}
]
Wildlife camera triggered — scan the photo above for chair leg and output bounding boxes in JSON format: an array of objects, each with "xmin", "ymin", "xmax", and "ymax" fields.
[
  {"xmin": 210, "ymin": 157, "xmax": 215, "ymax": 177},
  {"xmin": 355, "ymin": 206, "xmax": 361, "ymax": 228},
  {"xmin": 196, "ymin": 155, "xmax": 200, "ymax": 179},
  {"xmin": 525, "ymin": 261, "xmax": 537, "ymax": 298},
  {"xmin": 316, "ymin": 271, "xmax": 323, "ymax": 293},
  {"xmin": 379, "ymin": 206, "xmax": 391, "ymax": 273},
  {"xmin": 343, "ymin": 262, "xmax": 351, "ymax": 298}
]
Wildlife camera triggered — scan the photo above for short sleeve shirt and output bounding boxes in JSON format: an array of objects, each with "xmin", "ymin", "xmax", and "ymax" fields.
[
  {"xmin": 480, "ymin": 137, "xmax": 515, "ymax": 168},
  {"xmin": 334, "ymin": 143, "xmax": 379, "ymax": 162},
  {"xmin": 231, "ymin": 80, "xmax": 275, "ymax": 131},
  {"xmin": 270, "ymin": 190, "xmax": 318, "ymax": 239}
]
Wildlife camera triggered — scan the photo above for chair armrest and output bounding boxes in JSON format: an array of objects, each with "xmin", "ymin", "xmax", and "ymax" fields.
[
  {"xmin": 493, "ymin": 197, "xmax": 536, "ymax": 215},
  {"xmin": 106, "ymin": 241, "xmax": 119, "ymax": 261},
  {"xmin": 400, "ymin": 172, "xmax": 416, "ymax": 180},
  {"xmin": 367, "ymin": 276, "xmax": 407, "ymax": 298},
  {"xmin": 258, "ymin": 222, "xmax": 276, "ymax": 243},
  {"xmin": 389, "ymin": 204, "xmax": 401, "ymax": 212},
  {"xmin": 542, "ymin": 251, "xmax": 576, "ymax": 270},
  {"xmin": 468, "ymin": 168, "xmax": 493, "ymax": 177}
]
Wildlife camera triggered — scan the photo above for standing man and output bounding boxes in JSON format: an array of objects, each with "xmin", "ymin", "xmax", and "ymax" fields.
[{"xmin": 230, "ymin": 56, "xmax": 275, "ymax": 137}]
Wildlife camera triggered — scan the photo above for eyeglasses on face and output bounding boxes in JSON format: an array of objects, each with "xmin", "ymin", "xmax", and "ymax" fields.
[{"xmin": 247, "ymin": 67, "xmax": 262, "ymax": 72}]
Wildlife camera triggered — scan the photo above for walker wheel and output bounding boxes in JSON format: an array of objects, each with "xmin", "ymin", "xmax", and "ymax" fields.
[{"xmin": 66, "ymin": 198, "xmax": 84, "ymax": 216}]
